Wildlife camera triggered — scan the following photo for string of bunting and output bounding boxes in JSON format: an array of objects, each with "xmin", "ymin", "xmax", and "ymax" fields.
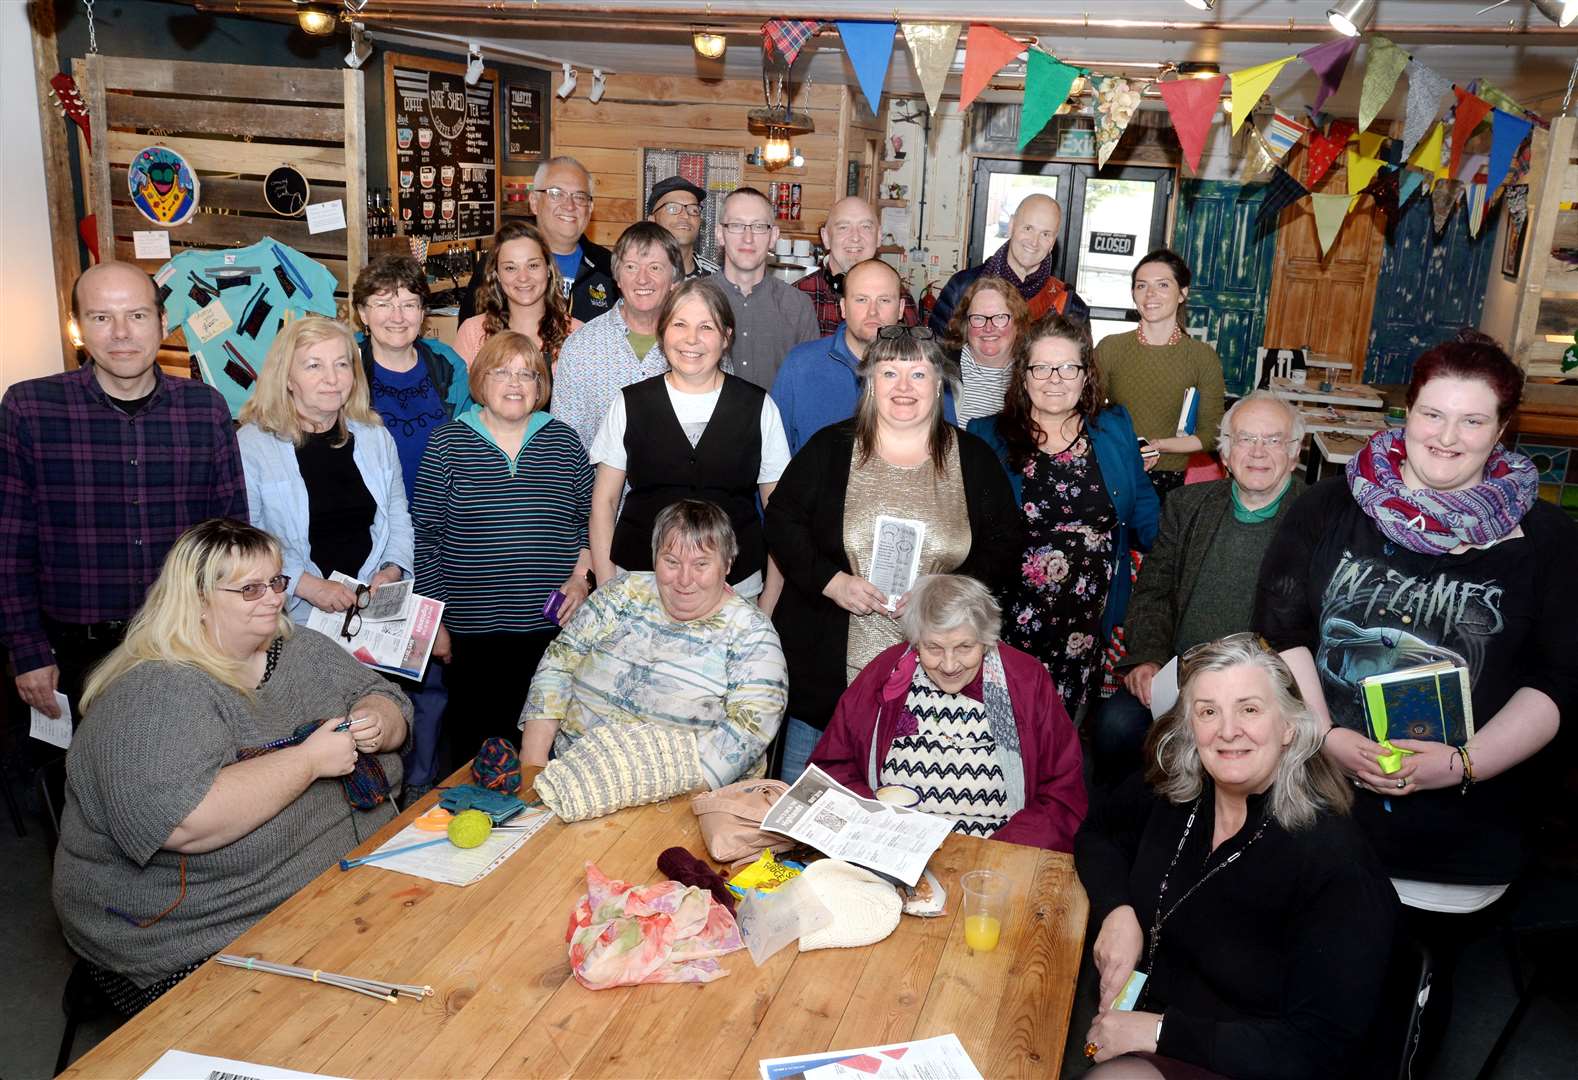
[{"xmin": 761, "ymin": 18, "xmax": 1547, "ymax": 255}]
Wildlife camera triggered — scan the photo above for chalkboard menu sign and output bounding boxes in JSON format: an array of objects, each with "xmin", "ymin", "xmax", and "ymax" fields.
[
  {"xmin": 385, "ymin": 52, "xmax": 498, "ymax": 242},
  {"xmin": 506, "ymin": 84, "xmax": 543, "ymax": 161}
]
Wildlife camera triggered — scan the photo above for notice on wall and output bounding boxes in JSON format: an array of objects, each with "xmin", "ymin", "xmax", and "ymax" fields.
[
  {"xmin": 506, "ymin": 84, "xmax": 543, "ymax": 160},
  {"xmin": 388, "ymin": 52, "xmax": 498, "ymax": 241}
]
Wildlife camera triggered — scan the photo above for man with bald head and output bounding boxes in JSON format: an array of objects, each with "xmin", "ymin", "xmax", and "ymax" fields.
[
  {"xmin": 928, "ymin": 193, "xmax": 1088, "ymax": 334},
  {"xmin": 1, "ymin": 261, "xmax": 247, "ymax": 728},
  {"xmin": 795, "ymin": 197, "xmax": 921, "ymax": 335}
]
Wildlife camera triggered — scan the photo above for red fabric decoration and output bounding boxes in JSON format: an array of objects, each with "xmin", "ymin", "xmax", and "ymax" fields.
[
  {"xmin": 1305, "ymin": 119, "xmax": 1356, "ymax": 188},
  {"xmin": 959, "ymin": 23, "xmax": 1024, "ymax": 111},
  {"xmin": 1158, "ymin": 75, "xmax": 1225, "ymax": 175},
  {"xmin": 1449, "ymin": 87, "xmax": 1494, "ymax": 181}
]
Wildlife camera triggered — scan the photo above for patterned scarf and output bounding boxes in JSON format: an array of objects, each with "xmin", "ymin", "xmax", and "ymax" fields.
[
  {"xmin": 981, "ymin": 243, "xmax": 1054, "ymax": 303},
  {"xmin": 1345, "ymin": 428, "xmax": 1537, "ymax": 554}
]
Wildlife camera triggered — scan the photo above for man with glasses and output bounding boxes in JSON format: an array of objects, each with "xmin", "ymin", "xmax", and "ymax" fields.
[
  {"xmin": 927, "ymin": 194, "xmax": 1089, "ymax": 335},
  {"xmin": 771, "ymin": 259, "xmax": 952, "ymax": 455},
  {"xmin": 1, "ymin": 261, "xmax": 247, "ymax": 733},
  {"xmin": 794, "ymin": 197, "xmax": 921, "ymax": 336},
  {"xmin": 526, "ymin": 156, "xmax": 619, "ymax": 323},
  {"xmin": 647, "ymin": 175, "xmax": 717, "ymax": 279},
  {"xmin": 1091, "ymin": 390, "xmax": 1306, "ymax": 789},
  {"xmin": 712, "ymin": 187, "xmax": 819, "ymax": 390}
]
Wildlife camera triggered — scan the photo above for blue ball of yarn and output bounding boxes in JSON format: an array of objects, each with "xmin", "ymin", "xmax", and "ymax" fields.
[{"xmin": 472, "ymin": 737, "xmax": 521, "ymax": 794}]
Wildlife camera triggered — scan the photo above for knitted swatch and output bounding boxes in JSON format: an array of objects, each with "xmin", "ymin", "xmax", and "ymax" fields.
[{"xmin": 537, "ymin": 722, "xmax": 704, "ymax": 822}]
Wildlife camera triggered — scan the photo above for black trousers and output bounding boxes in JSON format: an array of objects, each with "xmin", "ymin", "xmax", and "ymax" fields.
[
  {"xmin": 34, "ymin": 619, "xmax": 127, "ymax": 739},
  {"xmin": 441, "ymin": 628, "xmax": 558, "ymax": 768}
]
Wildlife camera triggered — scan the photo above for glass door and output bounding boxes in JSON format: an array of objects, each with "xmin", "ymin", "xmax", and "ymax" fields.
[{"xmin": 968, "ymin": 158, "xmax": 1073, "ymax": 266}]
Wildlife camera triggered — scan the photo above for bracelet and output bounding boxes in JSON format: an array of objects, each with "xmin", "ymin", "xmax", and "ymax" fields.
[
  {"xmin": 1155, "ymin": 1017, "xmax": 1164, "ymax": 1046},
  {"xmin": 1456, "ymin": 745, "xmax": 1475, "ymax": 795}
]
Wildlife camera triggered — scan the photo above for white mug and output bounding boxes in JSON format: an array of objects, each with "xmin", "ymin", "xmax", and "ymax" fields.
[
  {"xmin": 773, "ymin": 238, "xmax": 792, "ymax": 255},
  {"xmin": 792, "ymin": 238, "xmax": 813, "ymax": 256}
]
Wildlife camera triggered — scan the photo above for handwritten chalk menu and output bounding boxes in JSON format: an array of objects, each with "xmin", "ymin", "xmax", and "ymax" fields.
[
  {"xmin": 506, "ymin": 84, "xmax": 543, "ymax": 160},
  {"xmin": 386, "ymin": 52, "xmax": 498, "ymax": 241}
]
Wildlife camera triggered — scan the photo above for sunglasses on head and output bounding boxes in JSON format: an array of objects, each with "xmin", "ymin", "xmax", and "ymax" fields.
[{"xmin": 876, "ymin": 325, "xmax": 935, "ymax": 342}]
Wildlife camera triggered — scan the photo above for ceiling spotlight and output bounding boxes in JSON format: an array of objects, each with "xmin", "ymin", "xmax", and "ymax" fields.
[
  {"xmin": 588, "ymin": 68, "xmax": 606, "ymax": 104},
  {"xmin": 1532, "ymin": 0, "xmax": 1578, "ymax": 27},
  {"xmin": 345, "ymin": 22, "xmax": 372, "ymax": 69},
  {"xmin": 692, "ymin": 28, "xmax": 727, "ymax": 59},
  {"xmin": 1177, "ymin": 61, "xmax": 1222, "ymax": 79},
  {"xmin": 1182, "ymin": 0, "xmax": 1216, "ymax": 9},
  {"xmin": 295, "ymin": 1, "xmax": 336, "ymax": 35},
  {"xmin": 1327, "ymin": 0, "xmax": 1377, "ymax": 37},
  {"xmin": 465, "ymin": 43, "xmax": 484, "ymax": 86},
  {"xmin": 556, "ymin": 62, "xmax": 578, "ymax": 100}
]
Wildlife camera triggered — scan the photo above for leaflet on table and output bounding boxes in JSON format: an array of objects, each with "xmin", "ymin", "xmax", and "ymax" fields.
[
  {"xmin": 758, "ymin": 1033, "xmax": 982, "ymax": 1080},
  {"xmin": 304, "ymin": 571, "xmax": 443, "ymax": 680},
  {"xmin": 138, "ymin": 1048, "xmax": 349, "ymax": 1079},
  {"xmin": 760, "ymin": 765, "xmax": 954, "ymax": 887}
]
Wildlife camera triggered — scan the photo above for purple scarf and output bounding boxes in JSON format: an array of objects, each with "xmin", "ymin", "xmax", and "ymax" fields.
[
  {"xmin": 981, "ymin": 244, "xmax": 1053, "ymax": 302},
  {"xmin": 1345, "ymin": 429, "xmax": 1537, "ymax": 554}
]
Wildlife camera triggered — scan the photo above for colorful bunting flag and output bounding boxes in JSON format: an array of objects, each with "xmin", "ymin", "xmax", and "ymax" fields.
[
  {"xmin": 1398, "ymin": 169, "xmax": 1427, "ymax": 208},
  {"xmin": 761, "ymin": 19, "xmax": 821, "ymax": 67},
  {"xmin": 1311, "ymin": 193, "xmax": 1352, "ymax": 256},
  {"xmin": 1355, "ymin": 130, "xmax": 1388, "ymax": 161},
  {"xmin": 1264, "ymin": 112, "xmax": 1309, "ymax": 161},
  {"xmin": 1486, "ymin": 109, "xmax": 1534, "ymax": 201},
  {"xmin": 1306, "ymin": 119, "xmax": 1356, "ymax": 188},
  {"xmin": 1474, "ymin": 80, "xmax": 1528, "ymax": 120},
  {"xmin": 1230, "ymin": 56, "xmax": 1293, "ymax": 134},
  {"xmin": 836, "ymin": 21, "xmax": 898, "ymax": 116},
  {"xmin": 1432, "ymin": 178, "xmax": 1464, "ymax": 233},
  {"xmin": 1408, "ymin": 122, "xmax": 1447, "ymax": 178},
  {"xmin": 1255, "ymin": 166, "xmax": 1309, "ymax": 233},
  {"xmin": 1400, "ymin": 60, "xmax": 1451, "ymax": 160},
  {"xmin": 1449, "ymin": 87, "xmax": 1493, "ymax": 180},
  {"xmin": 960, "ymin": 23, "xmax": 1024, "ymax": 110},
  {"xmin": 1359, "ymin": 36, "xmax": 1410, "ymax": 133},
  {"xmin": 1347, "ymin": 147, "xmax": 1385, "ymax": 210},
  {"xmin": 1158, "ymin": 75, "xmax": 1225, "ymax": 175},
  {"xmin": 1095, "ymin": 76, "xmax": 1147, "ymax": 169},
  {"xmin": 901, "ymin": 23, "xmax": 963, "ymax": 116},
  {"xmin": 1300, "ymin": 37, "xmax": 1359, "ymax": 113},
  {"xmin": 1468, "ymin": 180, "xmax": 1488, "ymax": 237},
  {"xmin": 1367, "ymin": 167, "xmax": 1402, "ymax": 231},
  {"xmin": 1019, "ymin": 51, "xmax": 1082, "ymax": 149},
  {"xmin": 1242, "ymin": 127, "xmax": 1280, "ymax": 183}
]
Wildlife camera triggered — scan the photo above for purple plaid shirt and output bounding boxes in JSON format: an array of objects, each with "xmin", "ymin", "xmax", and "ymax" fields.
[
  {"xmin": 0, "ymin": 365, "xmax": 247, "ymax": 673},
  {"xmin": 793, "ymin": 266, "xmax": 921, "ymax": 337}
]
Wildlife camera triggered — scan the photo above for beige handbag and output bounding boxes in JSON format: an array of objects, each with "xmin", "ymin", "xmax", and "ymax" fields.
[{"xmin": 690, "ymin": 779, "xmax": 796, "ymax": 867}]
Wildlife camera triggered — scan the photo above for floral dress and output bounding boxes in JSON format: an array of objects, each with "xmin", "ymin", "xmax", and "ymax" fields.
[{"xmin": 1002, "ymin": 431, "xmax": 1117, "ymax": 715}]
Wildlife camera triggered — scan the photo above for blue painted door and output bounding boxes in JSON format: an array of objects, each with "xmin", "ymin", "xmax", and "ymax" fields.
[
  {"xmin": 1365, "ymin": 195, "xmax": 1497, "ymax": 385},
  {"xmin": 1172, "ymin": 180, "xmax": 1279, "ymax": 395}
]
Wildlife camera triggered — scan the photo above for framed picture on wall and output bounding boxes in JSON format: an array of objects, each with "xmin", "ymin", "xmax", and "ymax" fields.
[
  {"xmin": 846, "ymin": 158, "xmax": 861, "ymax": 197},
  {"xmin": 1502, "ymin": 185, "xmax": 1529, "ymax": 280}
]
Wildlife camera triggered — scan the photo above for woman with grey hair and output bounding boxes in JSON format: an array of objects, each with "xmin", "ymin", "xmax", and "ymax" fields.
[
  {"xmin": 808, "ymin": 574, "xmax": 1086, "ymax": 849},
  {"xmin": 1073, "ymin": 633, "xmax": 1396, "ymax": 1079}
]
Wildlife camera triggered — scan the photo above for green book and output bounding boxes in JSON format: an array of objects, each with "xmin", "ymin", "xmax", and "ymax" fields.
[{"xmin": 1361, "ymin": 662, "xmax": 1475, "ymax": 773}]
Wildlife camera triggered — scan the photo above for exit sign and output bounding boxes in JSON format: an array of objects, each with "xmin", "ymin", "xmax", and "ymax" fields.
[{"xmin": 1090, "ymin": 232, "xmax": 1135, "ymax": 256}]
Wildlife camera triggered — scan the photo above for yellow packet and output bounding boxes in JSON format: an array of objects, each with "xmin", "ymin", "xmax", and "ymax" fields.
[{"xmin": 728, "ymin": 850, "xmax": 803, "ymax": 896}]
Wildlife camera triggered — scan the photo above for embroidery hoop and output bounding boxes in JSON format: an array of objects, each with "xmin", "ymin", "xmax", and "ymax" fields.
[
  {"xmin": 128, "ymin": 144, "xmax": 200, "ymax": 227},
  {"xmin": 263, "ymin": 164, "xmax": 311, "ymax": 218}
]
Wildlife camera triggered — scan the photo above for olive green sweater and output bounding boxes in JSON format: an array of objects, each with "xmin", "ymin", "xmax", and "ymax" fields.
[{"xmin": 1096, "ymin": 331, "xmax": 1226, "ymax": 472}]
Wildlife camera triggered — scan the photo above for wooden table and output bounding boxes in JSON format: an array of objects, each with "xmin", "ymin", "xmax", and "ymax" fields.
[
  {"xmin": 1267, "ymin": 376, "xmax": 1385, "ymax": 410},
  {"xmin": 62, "ymin": 771, "xmax": 1088, "ymax": 1079}
]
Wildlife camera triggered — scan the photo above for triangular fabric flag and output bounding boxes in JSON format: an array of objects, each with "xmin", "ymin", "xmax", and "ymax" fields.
[
  {"xmin": 1474, "ymin": 80, "xmax": 1528, "ymax": 120},
  {"xmin": 1408, "ymin": 122, "xmax": 1446, "ymax": 177},
  {"xmin": 761, "ymin": 19, "xmax": 821, "ymax": 67},
  {"xmin": 1306, "ymin": 119, "xmax": 1356, "ymax": 188},
  {"xmin": 1255, "ymin": 166, "xmax": 1309, "ymax": 233},
  {"xmin": 1230, "ymin": 56, "xmax": 1293, "ymax": 134},
  {"xmin": 1449, "ymin": 87, "xmax": 1494, "ymax": 180},
  {"xmin": 1264, "ymin": 112, "xmax": 1309, "ymax": 161},
  {"xmin": 1398, "ymin": 168, "xmax": 1427, "ymax": 208},
  {"xmin": 1095, "ymin": 76, "xmax": 1148, "ymax": 169},
  {"xmin": 1356, "ymin": 130, "xmax": 1388, "ymax": 160},
  {"xmin": 1158, "ymin": 75, "xmax": 1225, "ymax": 174},
  {"xmin": 1367, "ymin": 168, "xmax": 1402, "ymax": 231},
  {"xmin": 1347, "ymin": 147, "xmax": 1385, "ymax": 201},
  {"xmin": 1359, "ymin": 36, "xmax": 1410, "ymax": 133},
  {"xmin": 1468, "ymin": 181, "xmax": 1488, "ymax": 237},
  {"xmin": 1310, "ymin": 193, "xmax": 1352, "ymax": 256},
  {"xmin": 901, "ymin": 23, "xmax": 963, "ymax": 116},
  {"xmin": 959, "ymin": 23, "xmax": 1024, "ymax": 110},
  {"xmin": 1019, "ymin": 51, "xmax": 1082, "ymax": 150},
  {"xmin": 1400, "ymin": 60, "xmax": 1451, "ymax": 159},
  {"xmin": 1486, "ymin": 109, "xmax": 1534, "ymax": 200},
  {"xmin": 1242, "ymin": 127, "xmax": 1280, "ymax": 182},
  {"xmin": 1300, "ymin": 37, "xmax": 1360, "ymax": 113},
  {"xmin": 837, "ymin": 22, "xmax": 898, "ymax": 116},
  {"xmin": 1432, "ymin": 178, "xmax": 1464, "ymax": 233}
]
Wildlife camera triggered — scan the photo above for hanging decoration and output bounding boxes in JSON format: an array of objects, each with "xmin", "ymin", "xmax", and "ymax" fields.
[
  {"xmin": 1241, "ymin": 127, "xmax": 1280, "ymax": 182},
  {"xmin": 1398, "ymin": 168, "xmax": 1427, "ymax": 209},
  {"xmin": 1300, "ymin": 37, "xmax": 1360, "ymax": 113},
  {"xmin": 1486, "ymin": 109, "xmax": 1535, "ymax": 201},
  {"xmin": 1019, "ymin": 50, "xmax": 1083, "ymax": 149},
  {"xmin": 836, "ymin": 21, "xmax": 898, "ymax": 116},
  {"xmin": 959, "ymin": 23, "xmax": 1024, "ymax": 111},
  {"xmin": 1448, "ymin": 87, "xmax": 1494, "ymax": 179},
  {"xmin": 1407, "ymin": 122, "xmax": 1447, "ymax": 178},
  {"xmin": 1432, "ymin": 178, "xmax": 1464, "ymax": 233},
  {"xmin": 263, "ymin": 164, "xmax": 310, "ymax": 218},
  {"xmin": 1346, "ymin": 146, "xmax": 1386, "ymax": 212},
  {"xmin": 1229, "ymin": 56, "xmax": 1293, "ymax": 134},
  {"xmin": 1400, "ymin": 60, "xmax": 1451, "ymax": 159},
  {"xmin": 1473, "ymin": 79, "xmax": 1528, "ymax": 120},
  {"xmin": 1263, "ymin": 112, "xmax": 1309, "ymax": 162},
  {"xmin": 1255, "ymin": 166, "xmax": 1310, "ymax": 233},
  {"xmin": 1467, "ymin": 179, "xmax": 1489, "ymax": 237},
  {"xmin": 902, "ymin": 22, "xmax": 962, "ymax": 115},
  {"xmin": 1366, "ymin": 168, "xmax": 1402, "ymax": 231},
  {"xmin": 1157, "ymin": 74, "xmax": 1225, "ymax": 175},
  {"xmin": 1306, "ymin": 119, "xmax": 1356, "ymax": 188},
  {"xmin": 1311, "ymin": 193, "xmax": 1352, "ymax": 256},
  {"xmin": 761, "ymin": 19, "xmax": 821, "ymax": 67},
  {"xmin": 1095, "ymin": 76, "xmax": 1147, "ymax": 169},
  {"xmin": 128, "ymin": 144, "xmax": 200, "ymax": 226},
  {"xmin": 1358, "ymin": 36, "xmax": 1410, "ymax": 133},
  {"xmin": 1355, "ymin": 129, "xmax": 1388, "ymax": 161}
]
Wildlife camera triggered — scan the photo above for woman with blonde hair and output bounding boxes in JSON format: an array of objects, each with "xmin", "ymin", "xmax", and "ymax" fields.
[
  {"xmin": 454, "ymin": 220, "xmax": 577, "ymax": 368},
  {"xmin": 54, "ymin": 518, "xmax": 409, "ymax": 1011},
  {"xmin": 239, "ymin": 315, "xmax": 412, "ymax": 624}
]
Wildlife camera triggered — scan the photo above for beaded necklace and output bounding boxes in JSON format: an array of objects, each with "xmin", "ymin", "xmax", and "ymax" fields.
[
  {"xmin": 1136, "ymin": 321, "xmax": 1183, "ymax": 347},
  {"xmin": 256, "ymin": 636, "xmax": 283, "ymax": 689}
]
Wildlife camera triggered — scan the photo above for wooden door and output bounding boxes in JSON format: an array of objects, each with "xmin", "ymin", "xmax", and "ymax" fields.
[
  {"xmin": 1262, "ymin": 139, "xmax": 1386, "ymax": 375},
  {"xmin": 1173, "ymin": 179, "xmax": 1279, "ymax": 394}
]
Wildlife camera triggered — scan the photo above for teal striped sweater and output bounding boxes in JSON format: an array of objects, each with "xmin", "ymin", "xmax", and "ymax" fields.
[{"xmin": 412, "ymin": 409, "xmax": 593, "ymax": 634}]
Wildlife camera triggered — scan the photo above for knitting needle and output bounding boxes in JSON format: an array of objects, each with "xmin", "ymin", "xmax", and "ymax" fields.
[{"xmin": 339, "ymin": 836, "xmax": 451, "ymax": 870}]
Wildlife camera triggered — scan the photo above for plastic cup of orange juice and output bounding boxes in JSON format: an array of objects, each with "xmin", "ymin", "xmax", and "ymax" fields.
[{"xmin": 960, "ymin": 869, "xmax": 1008, "ymax": 953}]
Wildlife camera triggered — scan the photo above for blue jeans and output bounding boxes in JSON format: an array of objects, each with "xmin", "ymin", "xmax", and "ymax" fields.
[
  {"xmin": 777, "ymin": 715, "xmax": 823, "ymax": 783},
  {"xmin": 401, "ymin": 659, "xmax": 449, "ymax": 788}
]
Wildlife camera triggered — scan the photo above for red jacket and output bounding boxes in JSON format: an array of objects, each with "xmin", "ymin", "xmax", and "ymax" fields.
[{"xmin": 808, "ymin": 641, "xmax": 1088, "ymax": 852}]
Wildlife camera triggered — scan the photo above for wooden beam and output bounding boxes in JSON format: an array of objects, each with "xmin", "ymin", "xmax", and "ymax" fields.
[
  {"xmin": 343, "ymin": 67, "xmax": 367, "ymax": 277},
  {"xmin": 28, "ymin": 0, "xmax": 82, "ymax": 371}
]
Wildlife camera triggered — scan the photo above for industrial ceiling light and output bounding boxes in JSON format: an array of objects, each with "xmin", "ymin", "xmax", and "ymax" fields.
[
  {"xmin": 692, "ymin": 28, "xmax": 727, "ymax": 59},
  {"xmin": 1182, "ymin": 0, "xmax": 1216, "ymax": 9},
  {"xmin": 556, "ymin": 62, "xmax": 577, "ymax": 99},
  {"xmin": 344, "ymin": 21, "xmax": 372, "ymax": 68},
  {"xmin": 1532, "ymin": 0, "xmax": 1578, "ymax": 27},
  {"xmin": 1327, "ymin": 0, "xmax": 1377, "ymax": 37},
  {"xmin": 588, "ymin": 68, "xmax": 606, "ymax": 104},
  {"xmin": 294, "ymin": 1, "xmax": 336, "ymax": 36},
  {"xmin": 1177, "ymin": 61, "xmax": 1222, "ymax": 79}
]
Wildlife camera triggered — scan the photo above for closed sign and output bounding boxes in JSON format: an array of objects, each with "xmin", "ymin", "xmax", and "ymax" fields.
[{"xmin": 1090, "ymin": 232, "xmax": 1135, "ymax": 256}]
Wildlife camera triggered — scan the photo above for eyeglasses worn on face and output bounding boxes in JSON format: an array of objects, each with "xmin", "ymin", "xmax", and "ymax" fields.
[
  {"xmin": 340, "ymin": 583, "xmax": 372, "ymax": 640},
  {"xmin": 659, "ymin": 203, "xmax": 703, "ymax": 218},
  {"xmin": 876, "ymin": 324, "xmax": 936, "ymax": 341},
  {"xmin": 486, "ymin": 368, "xmax": 542, "ymax": 384},
  {"xmin": 1028, "ymin": 363, "xmax": 1086, "ymax": 381},
  {"xmin": 542, "ymin": 186, "xmax": 593, "ymax": 208},
  {"xmin": 219, "ymin": 574, "xmax": 291, "ymax": 602},
  {"xmin": 967, "ymin": 312, "xmax": 1014, "ymax": 329},
  {"xmin": 366, "ymin": 299, "xmax": 424, "ymax": 315},
  {"xmin": 720, "ymin": 222, "xmax": 773, "ymax": 235},
  {"xmin": 1230, "ymin": 433, "xmax": 1290, "ymax": 448}
]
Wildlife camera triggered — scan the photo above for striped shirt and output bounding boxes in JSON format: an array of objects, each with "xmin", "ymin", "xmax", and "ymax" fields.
[
  {"xmin": 411, "ymin": 409, "xmax": 592, "ymax": 634},
  {"xmin": 955, "ymin": 346, "xmax": 1015, "ymax": 429},
  {"xmin": 0, "ymin": 365, "xmax": 247, "ymax": 673},
  {"xmin": 523, "ymin": 572, "xmax": 788, "ymax": 789}
]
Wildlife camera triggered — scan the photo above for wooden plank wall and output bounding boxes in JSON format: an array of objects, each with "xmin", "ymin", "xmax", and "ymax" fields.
[
  {"xmin": 551, "ymin": 76, "xmax": 866, "ymax": 248},
  {"xmin": 81, "ymin": 54, "xmax": 366, "ymax": 376}
]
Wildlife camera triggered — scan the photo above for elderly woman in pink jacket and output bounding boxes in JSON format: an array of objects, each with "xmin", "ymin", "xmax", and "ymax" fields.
[{"xmin": 809, "ymin": 573, "xmax": 1087, "ymax": 850}]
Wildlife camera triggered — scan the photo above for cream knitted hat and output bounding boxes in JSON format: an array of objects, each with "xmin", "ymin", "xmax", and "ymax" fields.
[{"xmin": 796, "ymin": 860, "xmax": 902, "ymax": 951}]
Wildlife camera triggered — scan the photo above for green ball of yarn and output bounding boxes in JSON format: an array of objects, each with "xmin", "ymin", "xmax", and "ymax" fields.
[{"xmin": 447, "ymin": 809, "xmax": 493, "ymax": 849}]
